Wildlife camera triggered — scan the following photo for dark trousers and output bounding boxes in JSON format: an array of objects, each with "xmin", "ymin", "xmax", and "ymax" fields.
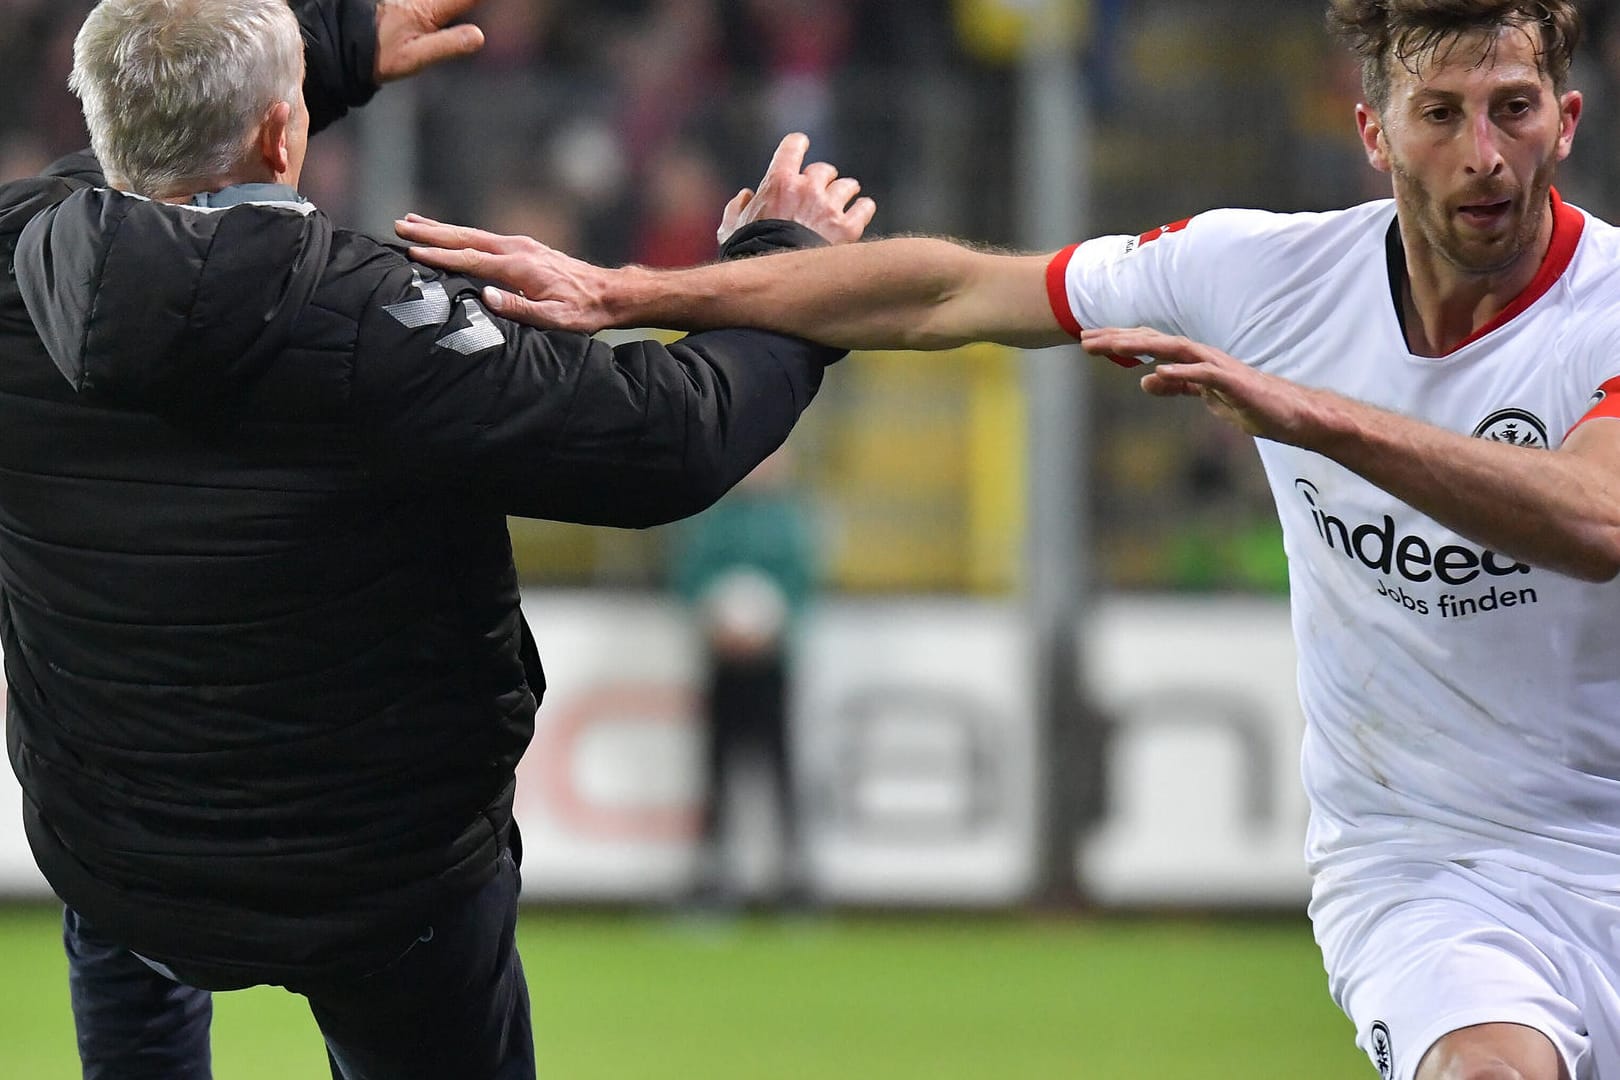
[
  {"xmin": 64, "ymin": 849, "xmax": 534, "ymax": 1080},
  {"xmin": 698, "ymin": 653, "xmax": 800, "ymax": 888}
]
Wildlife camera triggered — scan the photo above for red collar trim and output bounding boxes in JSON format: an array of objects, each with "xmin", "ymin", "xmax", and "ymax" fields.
[{"xmin": 1438, "ymin": 187, "xmax": 1583, "ymax": 356}]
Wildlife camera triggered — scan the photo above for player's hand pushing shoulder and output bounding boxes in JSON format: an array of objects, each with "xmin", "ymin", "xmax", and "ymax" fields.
[{"xmin": 392, "ymin": 218, "xmax": 613, "ymax": 334}]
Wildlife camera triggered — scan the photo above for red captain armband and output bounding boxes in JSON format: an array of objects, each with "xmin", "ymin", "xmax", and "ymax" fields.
[{"xmin": 1570, "ymin": 375, "xmax": 1620, "ymax": 436}]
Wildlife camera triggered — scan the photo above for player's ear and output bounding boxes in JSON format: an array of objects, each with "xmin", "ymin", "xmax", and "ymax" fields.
[
  {"xmin": 1356, "ymin": 103, "xmax": 1391, "ymax": 174},
  {"xmin": 1557, "ymin": 90, "xmax": 1582, "ymax": 163}
]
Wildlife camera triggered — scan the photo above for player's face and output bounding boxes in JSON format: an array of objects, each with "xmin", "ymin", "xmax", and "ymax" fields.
[{"xmin": 1358, "ymin": 24, "xmax": 1581, "ymax": 276}]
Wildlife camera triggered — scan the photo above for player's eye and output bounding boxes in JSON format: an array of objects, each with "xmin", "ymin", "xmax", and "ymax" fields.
[{"xmin": 1422, "ymin": 107, "xmax": 1454, "ymax": 123}]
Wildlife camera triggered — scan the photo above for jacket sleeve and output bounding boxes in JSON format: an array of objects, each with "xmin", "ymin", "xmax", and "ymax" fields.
[
  {"xmin": 350, "ymin": 223, "xmax": 846, "ymax": 528},
  {"xmin": 291, "ymin": 0, "xmax": 379, "ymax": 134}
]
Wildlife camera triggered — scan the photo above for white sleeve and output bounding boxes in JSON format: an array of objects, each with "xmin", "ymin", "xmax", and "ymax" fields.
[
  {"xmin": 1045, "ymin": 208, "xmax": 1278, "ymax": 364},
  {"xmin": 1566, "ymin": 308, "xmax": 1620, "ymax": 438}
]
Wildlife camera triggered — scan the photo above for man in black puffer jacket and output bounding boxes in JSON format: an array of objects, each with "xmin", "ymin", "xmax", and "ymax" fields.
[{"xmin": 0, "ymin": 1, "xmax": 874, "ymax": 1077}]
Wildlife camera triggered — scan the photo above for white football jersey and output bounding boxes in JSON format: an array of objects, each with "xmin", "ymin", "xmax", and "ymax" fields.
[{"xmin": 1049, "ymin": 192, "xmax": 1620, "ymax": 888}]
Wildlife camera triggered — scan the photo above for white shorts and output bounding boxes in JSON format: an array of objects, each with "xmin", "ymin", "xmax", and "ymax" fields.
[{"xmin": 1310, "ymin": 856, "xmax": 1620, "ymax": 1080}]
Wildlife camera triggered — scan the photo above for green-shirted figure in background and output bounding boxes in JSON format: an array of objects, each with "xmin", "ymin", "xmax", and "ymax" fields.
[{"xmin": 671, "ymin": 447, "xmax": 818, "ymax": 909}]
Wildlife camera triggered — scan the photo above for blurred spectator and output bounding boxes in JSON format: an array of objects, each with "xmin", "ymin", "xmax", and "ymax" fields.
[
  {"xmin": 738, "ymin": 0, "xmax": 852, "ymax": 158},
  {"xmin": 672, "ymin": 447, "xmax": 819, "ymax": 908},
  {"xmin": 0, "ymin": 0, "xmax": 92, "ymax": 160},
  {"xmin": 295, "ymin": 126, "xmax": 359, "ymax": 225},
  {"xmin": 0, "ymin": 133, "xmax": 50, "ymax": 184},
  {"xmin": 633, "ymin": 141, "xmax": 728, "ymax": 267},
  {"xmin": 613, "ymin": 0, "xmax": 728, "ymax": 177},
  {"xmin": 483, "ymin": 183, "xmax": 586, "ymax": 254},
  {"xmin": 1287, "ymin": 34, "xmax": 1386, "ymax": 209},
  {"xmin": 469, "ymin": 0, "xmax": 555, "ymax": 70}
]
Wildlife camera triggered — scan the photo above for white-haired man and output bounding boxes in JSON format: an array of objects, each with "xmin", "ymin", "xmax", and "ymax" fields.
[{"xmin": 0, "ymin": 1, "xmax": 873, "ymax": 1077}]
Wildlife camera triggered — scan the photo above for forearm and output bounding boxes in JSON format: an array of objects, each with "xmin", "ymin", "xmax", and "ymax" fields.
[
  {"xmin": 601, "ymin": 238, "xmax": 1065, "ymax": 352},
  {"xmin": 1305, "ymin": 393, "xmax": 1620, "ymax": 581}
]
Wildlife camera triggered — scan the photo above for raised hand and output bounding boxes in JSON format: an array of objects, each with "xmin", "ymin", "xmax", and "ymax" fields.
[
  {"xmin": 718, "ymin": 132, "xmax": 876, "ymax": 247},
  {"xmin": 1079, "ymin": 326, "xmax": 1330, "ymax": 445},
  {"xmin": 395, "ymin": 215, "xmax": 613, "ymax": 332},
  {"xmin": 375, "ymin": 0, "xmax": 486, "ymax": 83}
]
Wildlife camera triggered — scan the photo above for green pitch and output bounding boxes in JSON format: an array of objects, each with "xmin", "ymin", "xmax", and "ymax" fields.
[{"xmin": 0, "ymin": 904, "xmax": 1369, "ymax": 1078}]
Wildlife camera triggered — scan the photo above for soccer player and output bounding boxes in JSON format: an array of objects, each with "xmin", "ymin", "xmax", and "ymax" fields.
[{"xmin": 399, "ymin": 2, "xmax": 1620, "ymax": 1077}]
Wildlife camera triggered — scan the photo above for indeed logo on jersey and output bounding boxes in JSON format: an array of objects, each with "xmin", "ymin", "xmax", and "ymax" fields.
[
  {"xmin": 1293, "ymin": 478, "xmax": 1540, "ymax": 624},
  {"xmin": 1295, "ymin": 479, "xmax": 1530, "ymax": 585}
]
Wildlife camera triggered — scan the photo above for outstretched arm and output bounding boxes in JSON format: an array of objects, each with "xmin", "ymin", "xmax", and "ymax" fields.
[
  {"xmin": 396, "ymin": 135, "xmax": 1071, "ymax": 352},
  {"xmin": 359, "ymin": 136, "xmax": 870, "ymax": 525},
  {"xmin": 1082, "ymin": 326, "xmax": 1620, "ymax": 582},
  {"xmin": 592, "ymin": 239, "xmax": 1066, "ymax": 352}
]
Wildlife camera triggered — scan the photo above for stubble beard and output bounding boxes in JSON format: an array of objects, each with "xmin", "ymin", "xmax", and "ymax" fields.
[{"xmin": 1392, "ymin": 154, "xmax": 1558, "ymax": 278}]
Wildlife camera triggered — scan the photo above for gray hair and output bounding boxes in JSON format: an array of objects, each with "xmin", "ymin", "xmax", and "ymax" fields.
[{"xmin": 70, "ymin": 0, "xmax": 303, "ymax": 196}]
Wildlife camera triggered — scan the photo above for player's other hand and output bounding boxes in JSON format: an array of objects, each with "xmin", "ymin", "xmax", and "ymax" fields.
[
  {"xmin": 1080, "ymin": 326, "xmax": 1328, "ymax": 445},
  {"xmin": 375, "ymin": 0, "xmax": 486, "ymax": 83},
  {"xmin": 396, "ymin": 215, "xmax": 611, "ymax": 332},
  {"xmin": 719, "ymin": 132, "xmax": 876, "ymax": 248}
]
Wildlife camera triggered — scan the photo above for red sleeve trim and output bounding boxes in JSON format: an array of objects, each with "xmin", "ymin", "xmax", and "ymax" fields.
[
  {"xmin": 1045, "ymin": 243, "xmax": 1084, "ymax": 340},
  {"xmin": 1568, "ymin": 375, "xmax": 1620, "ymax": 437},
  {"xmin": 1042, "ymin": 242, "xmax": 1142, "ymax": 368}
]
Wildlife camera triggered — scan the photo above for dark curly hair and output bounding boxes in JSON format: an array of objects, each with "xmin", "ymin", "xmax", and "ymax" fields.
[{"xmin": 1326, "ymin": 1, "xmax": 1582, "ymax": 109}]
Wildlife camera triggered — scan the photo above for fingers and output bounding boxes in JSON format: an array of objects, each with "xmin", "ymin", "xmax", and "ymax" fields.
[
  {"xmin": 803, "ymin": 161, "xmax": 838, "ymax": 188},
  {"xmin": 394, "ymin": 215, "xmax": 512, "ymax": 255},
  {"xmin": 375, "ymin": 0, "xmax": 486, "ymax": 82},
  {"xmin": 763, "ymin": 133, "xmax": 811, "ymax": 185},
  {"xmin": 1139, "ymin": 371, "xmax": 1199, "ymax": 397},
  {"xmin": 826, "ymin": 175, "xmax": 861, "ymax": 208},
  {"xmin": 481, "ymin": 287, "xmax": 541, "ymax": 323},
  {"xmin": 386, "ymin": 25, "xmax": 486, "ymax": 80},
  {"xmin": 716, "ymin": 134, "xmax": 881, "ymax": 246},
  {"xmin": 420, "ymin": 0, "xmax": 484, "ymax": 26},
  {"xmin": 1080, "ymin": 326, "xmax": 1199, "ymax": 363},
  {"xmin": 844, "ymin": 195, "xmax": 877, "ymax": 237},
  {"xmin": 717, "ymin": 188, "xmax": 753, "ymax": 246},
  {"xmin": 434, "ymin": 23, "xmax": 487, "ymax": 61},
  {"xmin": 481, "ymin": 287, "xmax": 589, "ymax": 333},
  {"xmin": 406, "ymin": 244, "xmax": 491, "ymax": 277},
  {"xmin": 719, "ymin": 187, "xmax": 753, "ymax": 231}
]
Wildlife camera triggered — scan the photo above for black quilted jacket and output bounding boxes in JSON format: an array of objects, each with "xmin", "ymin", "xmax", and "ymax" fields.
[{"xmin": 0, "ymin": 1, "xmax": 839, "ymax": 985}]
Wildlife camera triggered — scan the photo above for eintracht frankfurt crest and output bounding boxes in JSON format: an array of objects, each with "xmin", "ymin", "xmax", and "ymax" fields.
[
  {"xmin": 1472, "ymin": 408, "xmax": 1548, "ymax": 449},
  {"xmin": 1370, "ymin": 1021, "xmax": 1394, "ymax": 1080}
]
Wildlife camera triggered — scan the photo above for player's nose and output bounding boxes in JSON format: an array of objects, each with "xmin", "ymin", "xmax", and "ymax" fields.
[{"xmin": 1463, "ymin": 113, "xmax": 1507, "ymax": 176}]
